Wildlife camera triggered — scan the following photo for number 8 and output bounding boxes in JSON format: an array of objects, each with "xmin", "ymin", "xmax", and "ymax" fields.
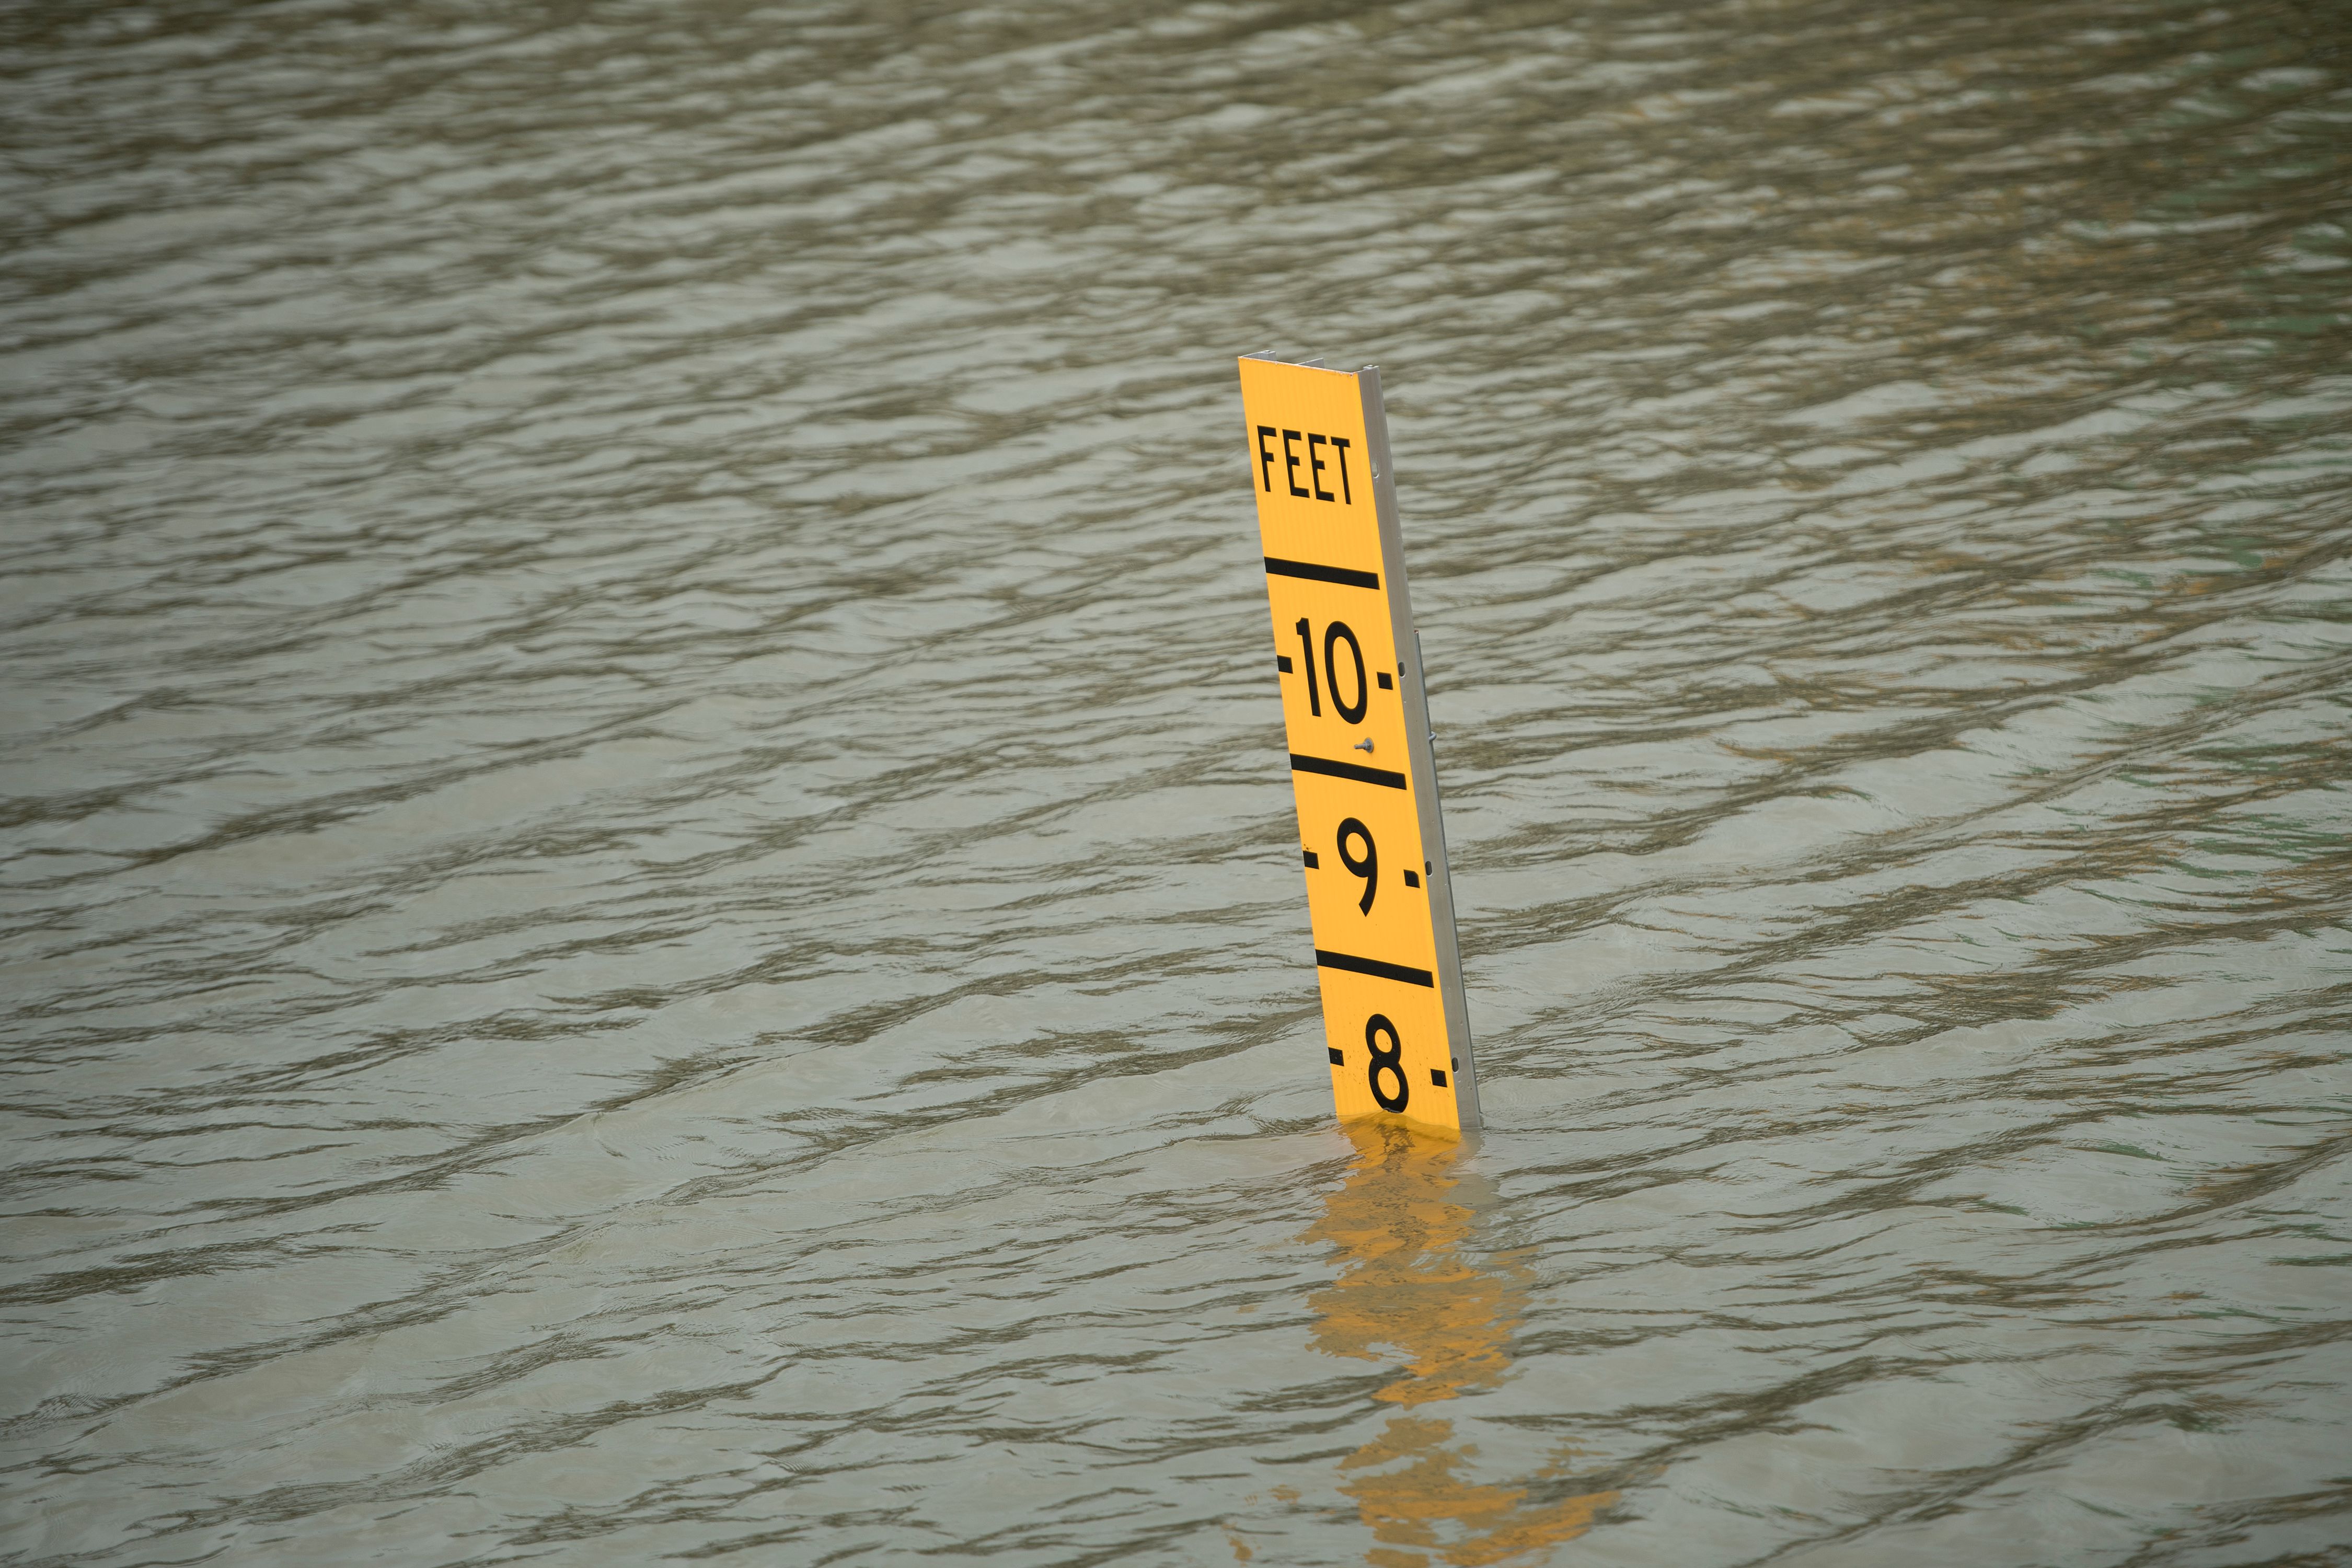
[{"xmin": 1365, "ymin": 1013, "xmax": 1409, "ymax": 1112}]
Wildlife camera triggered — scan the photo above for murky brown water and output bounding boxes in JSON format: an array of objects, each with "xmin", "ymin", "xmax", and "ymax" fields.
[{"xmin": 4, "ymin": 1, "xmax": 2349, "ymax": 1563}]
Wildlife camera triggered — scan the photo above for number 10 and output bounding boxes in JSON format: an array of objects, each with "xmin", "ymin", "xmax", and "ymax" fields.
[{"xmin": 1293, "ymin": 617, "xmax": 1368, "ymax": 724}]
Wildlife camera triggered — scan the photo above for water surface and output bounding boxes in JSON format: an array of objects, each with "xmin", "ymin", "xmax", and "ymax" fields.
[{"xmin": 4, "ymin": 1, "xmax": 2349, "ymax": 1562}]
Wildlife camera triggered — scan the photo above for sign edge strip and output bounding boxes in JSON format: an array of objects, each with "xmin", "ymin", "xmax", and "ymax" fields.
[{"xmin": 1357, "ymin": 365, "xmax": 1482, "ymax": 1132}]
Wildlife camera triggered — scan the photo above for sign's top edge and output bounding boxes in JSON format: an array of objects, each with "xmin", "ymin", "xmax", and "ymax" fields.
[{"xmin": 1238, "ymin": 352, "xmax": 1361, "ymax": 376}]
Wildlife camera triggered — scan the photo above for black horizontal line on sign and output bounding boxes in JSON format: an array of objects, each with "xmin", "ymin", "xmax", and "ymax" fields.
[
  {"xmin": 1289, "ymin": 753, "xmax": 1408, "ymax": 790},
  {"xmin": 1264, "ymin": 556, "xmax": 1379, "ymax": 590},
  {"xmin": 1314, "ymin": 949, "xmax": 1436, "ymax": 987}
]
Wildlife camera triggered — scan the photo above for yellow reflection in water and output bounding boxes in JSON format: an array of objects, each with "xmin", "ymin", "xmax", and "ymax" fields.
[{"xmin": 1304, "ymin": 1122, "xmax": 1614, "ymax": 1566}]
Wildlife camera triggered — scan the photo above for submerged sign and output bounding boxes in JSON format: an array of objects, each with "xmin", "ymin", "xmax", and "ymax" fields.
[{"xmin": 1239, "ymin": 355, "xmax": 1481, "ymax": 1136}]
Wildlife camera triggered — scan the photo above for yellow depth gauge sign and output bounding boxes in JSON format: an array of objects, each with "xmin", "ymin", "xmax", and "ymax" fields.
[{"xmin": 1239, "ymin": 354, "xmax": 1481, "ymax": 1137}]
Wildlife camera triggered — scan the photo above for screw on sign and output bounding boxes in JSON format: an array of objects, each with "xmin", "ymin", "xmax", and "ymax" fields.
[{"xmin": 1238, "ymin": 354, "xmax": 1481, "ymax": 1137}]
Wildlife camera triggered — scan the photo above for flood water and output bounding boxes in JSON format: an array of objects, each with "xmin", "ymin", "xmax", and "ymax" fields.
[{"xmin": 4, "ymin": 1, "xmax": 2349, "ymax": 1562}]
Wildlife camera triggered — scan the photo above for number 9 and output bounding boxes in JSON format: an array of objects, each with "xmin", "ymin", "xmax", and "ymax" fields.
[{"xmin": 1336, "ymin": 818, "xmax": 1377, "ymax": 914}]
